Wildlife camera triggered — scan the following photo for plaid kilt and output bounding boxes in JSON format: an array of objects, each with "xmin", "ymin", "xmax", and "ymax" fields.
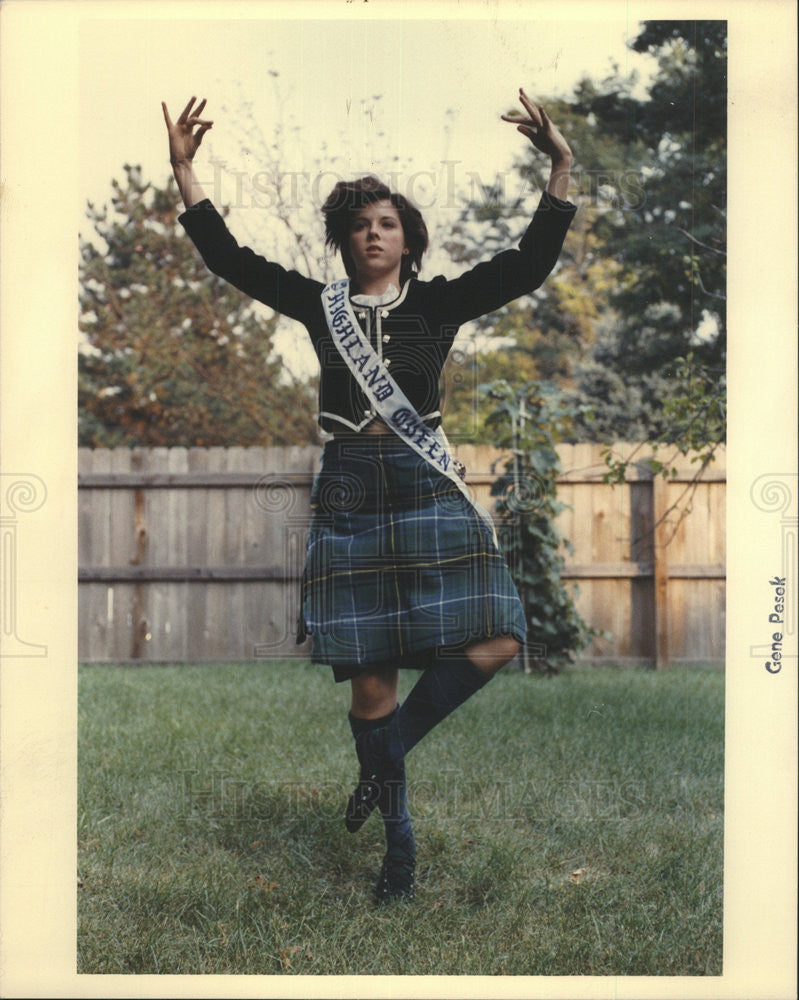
[{"xmin": 299, "ymin": 435, "xmax": 527, "ymax": 677}]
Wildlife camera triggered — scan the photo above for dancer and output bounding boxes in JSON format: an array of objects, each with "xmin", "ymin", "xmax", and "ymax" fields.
[{"xmin": 163, "ymin": 90, "xmax": 576, "ymax": 903}]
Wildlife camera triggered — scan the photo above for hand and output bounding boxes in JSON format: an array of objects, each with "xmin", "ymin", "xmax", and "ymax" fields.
[
  {"xmin": 501, "ymin": 88, "xmax": 572, "ymax": 163},
  {"xmin": 161, "ymin": 96, "xmax": 213, "ymax": 166}
]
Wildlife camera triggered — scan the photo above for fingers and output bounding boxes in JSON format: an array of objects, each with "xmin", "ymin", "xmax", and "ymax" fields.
[
  {"xmin": 500, "ymin": 88, "xmax": 546, "ymax": 131},
  {"xmin": 177, "ymin": 96, "xmax": 197, "ymax": 124},
  {"xmin": 167, "ymin": 97, "xmax": 211, "ymax": 133},
  {"xmin": 500, "ymin": 112, "xmax": 539, "ymax": 128},
  {"xmin": 518, "ymin": 88, "xmax": 543, "ymax": 128},
  {"xmin": 195, "ymin": 122, "xmax": 212, "ymax": 147}
]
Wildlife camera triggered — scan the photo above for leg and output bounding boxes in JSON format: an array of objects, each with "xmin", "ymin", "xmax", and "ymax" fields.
[
  {"xmin": 344, "ymin": 670, "xmax": 399, "ymax": 833},
  {"xmin": 349, "ymin": 666, "xmax": 399, "ymax": 719},
  {"xmin": 345, "ymin": 666, "xmax": 402, "ymax": 836},
  {"xmin": 464, "ymin": 635, "xmax": 521, "ymax": 675},
  {"xmin": 348, "ymin": 637, "xmax": 520, "ymax": 902},
  {"xmin": 381, "ymin": 636, "xmax": 520, "ymax": 762},
  {"xmin": 345, "ymin": 664, "xmax": 408, "ymax": 838},
  {"xmin": 345, "ymin": 666, "xmax": 416, "ymax": 903}
]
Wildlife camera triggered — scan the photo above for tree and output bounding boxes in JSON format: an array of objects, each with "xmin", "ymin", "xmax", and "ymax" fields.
[
  {"xmin": 441, "ymin": 21, "xmax": 727, "ymax": 453},
  {"xmin": 564, "ymin": 21, "xmax": 728, "ymax": 511},
  {"xmin": 565, "ymin": 20, "xmax": 726, "ymax": 443},
  {"xmin": 439, "ymin": 103, "xmax": 630, "ymax": 443},
  {"xmin": 79, "ymin": 165, "xmax": 319, "ymax": 447}
]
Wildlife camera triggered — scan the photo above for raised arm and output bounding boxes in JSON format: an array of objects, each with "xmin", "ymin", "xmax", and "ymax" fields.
[
  {"xmin": 501, "ymin": 88, "xmax": 573, "ymax": 201},
  {"xmin": 429, "ymin": 91, "xmax": 576, "ymax": 329},
  {"xmin": 162, "ymin": 96, "xmax": 214, "ymax": 209},
  {"xmin": 164, "ymin": 96, "xmax": 322, "ymax": 327}
]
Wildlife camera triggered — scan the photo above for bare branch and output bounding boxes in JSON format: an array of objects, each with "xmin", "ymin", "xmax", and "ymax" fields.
[
  {"xmin": 694, "ymin": 271, "xmax": 726, "ymax": 301},
  {"xmin": 677, "ymin": 226, "xmax": 726, "ymax": 257}
]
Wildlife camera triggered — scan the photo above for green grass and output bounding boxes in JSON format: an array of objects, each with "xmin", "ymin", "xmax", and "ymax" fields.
[{"xmin": 78, "ymin": 661, "xmax": 724, "ymax": 975}]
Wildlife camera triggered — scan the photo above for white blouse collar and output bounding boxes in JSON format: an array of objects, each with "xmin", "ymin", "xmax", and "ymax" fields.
[{"xmin": 350, "ymin": 283, "xmax": 400, "ymax": 307}]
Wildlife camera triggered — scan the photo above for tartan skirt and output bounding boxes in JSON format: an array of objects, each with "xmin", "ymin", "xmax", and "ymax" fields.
[{"xmin": 298, "ymin": 435, "xmax": 527, "ymax": 680}]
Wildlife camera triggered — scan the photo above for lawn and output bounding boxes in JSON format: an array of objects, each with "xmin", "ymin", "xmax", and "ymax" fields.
[{"xmin": 78, "ymin": 660, "xmax": 724, "ymax": 976}]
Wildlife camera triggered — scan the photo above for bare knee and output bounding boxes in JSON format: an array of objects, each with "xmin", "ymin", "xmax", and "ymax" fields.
[
  {"xmin": 465, "ymin": 636, "xmax": 521, "ymax": 675},
  {"xmin": 350, "ymin": 667, "xmax": 399, "ymax": 718}
]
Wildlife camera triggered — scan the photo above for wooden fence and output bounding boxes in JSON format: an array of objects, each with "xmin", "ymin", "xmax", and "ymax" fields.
[{"xmin": 78, "ymin": 443, "xmax": 725, "ymax": 667}]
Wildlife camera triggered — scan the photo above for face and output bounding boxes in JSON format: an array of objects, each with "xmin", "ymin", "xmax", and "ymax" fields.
[{"xmin": 347, "ymin": 200, "xmax": 407, "ymax": 284}]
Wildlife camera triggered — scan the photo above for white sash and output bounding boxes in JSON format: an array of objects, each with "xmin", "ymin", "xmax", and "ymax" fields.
[{"xmin": 321, "ymin": 278, "xmax": 498, "ymax": 543}]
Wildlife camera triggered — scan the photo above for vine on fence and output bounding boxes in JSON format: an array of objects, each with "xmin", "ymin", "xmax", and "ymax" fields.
[
  {"xmin": 600, "ymin": 353, "xmax": 726, "ymax": 545},
  {"xmin": 481, "ymin": 380, "xmax": 597, "ymax": 674}
]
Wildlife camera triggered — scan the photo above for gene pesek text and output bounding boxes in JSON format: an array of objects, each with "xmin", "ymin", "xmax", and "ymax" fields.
[{"xmin": 764, "ymin": 576, "xmax": 787, "ymax": 674}]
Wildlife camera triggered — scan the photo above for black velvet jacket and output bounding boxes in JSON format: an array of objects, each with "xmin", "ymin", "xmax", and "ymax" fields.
[{"xmin": 179, "ymin": 191, "xmax": 577, "ymax": 433}]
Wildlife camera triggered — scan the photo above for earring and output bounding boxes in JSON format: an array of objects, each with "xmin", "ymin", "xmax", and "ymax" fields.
[{"xmin": 402, "ymin": 249, "xmax": 409, "ymax": 255}]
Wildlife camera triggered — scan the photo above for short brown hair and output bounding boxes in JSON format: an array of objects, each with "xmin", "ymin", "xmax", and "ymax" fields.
[{"xmin": 322, "ymin": 175, "xmax": 428, "ymax": 283}]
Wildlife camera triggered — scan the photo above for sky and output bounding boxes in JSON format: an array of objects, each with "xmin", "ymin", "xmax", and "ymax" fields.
[
  {"xmin": 81, "ymin": 14, "xmax": 656, "ymax": 212},
  {"xmin": 79, "ymin": 11, "xmax": 658, "ymax": 374}
]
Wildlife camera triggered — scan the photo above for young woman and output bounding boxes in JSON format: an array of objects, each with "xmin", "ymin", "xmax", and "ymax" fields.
[{"xmin": 163, "ymin": 91, "xmax": 576, "ymax": 903}]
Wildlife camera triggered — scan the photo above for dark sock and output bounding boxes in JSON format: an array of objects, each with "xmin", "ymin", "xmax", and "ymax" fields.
[
  {"xmin": 348, "ymin": 708, "xmax": 397, "ymax": 747},
  {"xmin": 346, "ymin": 651, "xmax": 493, "ymax": 849},
  {"xmin": 388, "ymin": 649, "xmax": 492, "ymax": 760},
  {"xmin": 347, "ymin": 707, "xmax": 412, "ymax": 848}
]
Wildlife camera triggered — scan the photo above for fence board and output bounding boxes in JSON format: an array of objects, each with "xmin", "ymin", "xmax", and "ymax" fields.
[
  {"xmin": 79, "ymin": 449, "xmax": 109, "ymax": 660},
  {"xmin": 204, "ymin": 448, "xmax": 230, "ymax": 661},
  {"xmin": 78, "ymin": 443, "xmax": 726, "ymax": 666},
  {"xmin": 110, "ymin": 448, "xmax": 137, "ymax": 660},
  {"xmin": 168, "ymin": 448, "xmax": 189, "ymax": 661},
  {"xmin": 223, "ymin": 446, "xmax": 246, "ymax": 657},
  {"xmin": 186, "ymin": 448, "xmax": 209, "ymax": 661},
  {"xmin": 141, "ymin": 448, "xmax": 166, "ymax": 662},
  {"xmin": 244, "ymin": 448, "xmax": 274, "ymax": 659}
]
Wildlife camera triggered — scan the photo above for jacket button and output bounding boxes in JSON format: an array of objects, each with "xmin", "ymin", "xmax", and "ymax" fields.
[
  {"xmin": 384, "ymin": 358, "xmax": 392, "ymax": 367},
  {"xmin": 382, "ymin": 334, "xmax": 391, "ymax": 343},
  {"xmin": 381, "ymin": 310, "xmax": 389, "ymax": 318}
]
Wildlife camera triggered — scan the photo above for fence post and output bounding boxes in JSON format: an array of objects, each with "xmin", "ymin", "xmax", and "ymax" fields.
[{"xmin": 652, "ymin": 475, "xmax": 670, "ymax": 669}]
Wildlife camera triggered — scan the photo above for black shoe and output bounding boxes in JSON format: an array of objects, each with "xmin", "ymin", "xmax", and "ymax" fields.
[{"xmin": 374, "ymin": 836, "xmax": 416, "ymax": 904}]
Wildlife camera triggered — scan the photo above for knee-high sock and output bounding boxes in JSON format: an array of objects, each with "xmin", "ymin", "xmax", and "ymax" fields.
[
  {"xmin": 386, "ymin": 649, "xmax": 492, "ymax": 762},
  {"xmin": 348, "ymin": 707, "xmax": 397, "ymax": 747},
  {"xmin": 348, "ymin": 707, "xmax": 413, "ymax": 849}
]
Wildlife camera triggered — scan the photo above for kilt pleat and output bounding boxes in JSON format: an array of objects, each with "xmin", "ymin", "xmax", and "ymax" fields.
[{"xmin": 301, "ymin": 435, "xmax": 527, "ymax": 669}]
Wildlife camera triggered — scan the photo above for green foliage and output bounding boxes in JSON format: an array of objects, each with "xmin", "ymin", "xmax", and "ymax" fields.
[
  {"xmin": 660, "ymin": 353, "xmax": 726, "ymax": 453},
  {"xmin": 600, "ymin": 353, "xmax": 725, "ymax": 540},
  {"xmin": 480, "ymin": 380, "xmax": 596, "ymax": 672},
  {"xmin": 448, "ymin": 21, "xmax": 726, "ymax": 454},
  {"xmin": 567, "ymin": 20, "xmax": 726, "ymax": 443},
  {"xmin": 440, "ymin": 331, "xmax": 540, "ymax": 445},
  {"xmin": 79, "ymin": 165, "xmax": 319, "ymax": 447}
]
